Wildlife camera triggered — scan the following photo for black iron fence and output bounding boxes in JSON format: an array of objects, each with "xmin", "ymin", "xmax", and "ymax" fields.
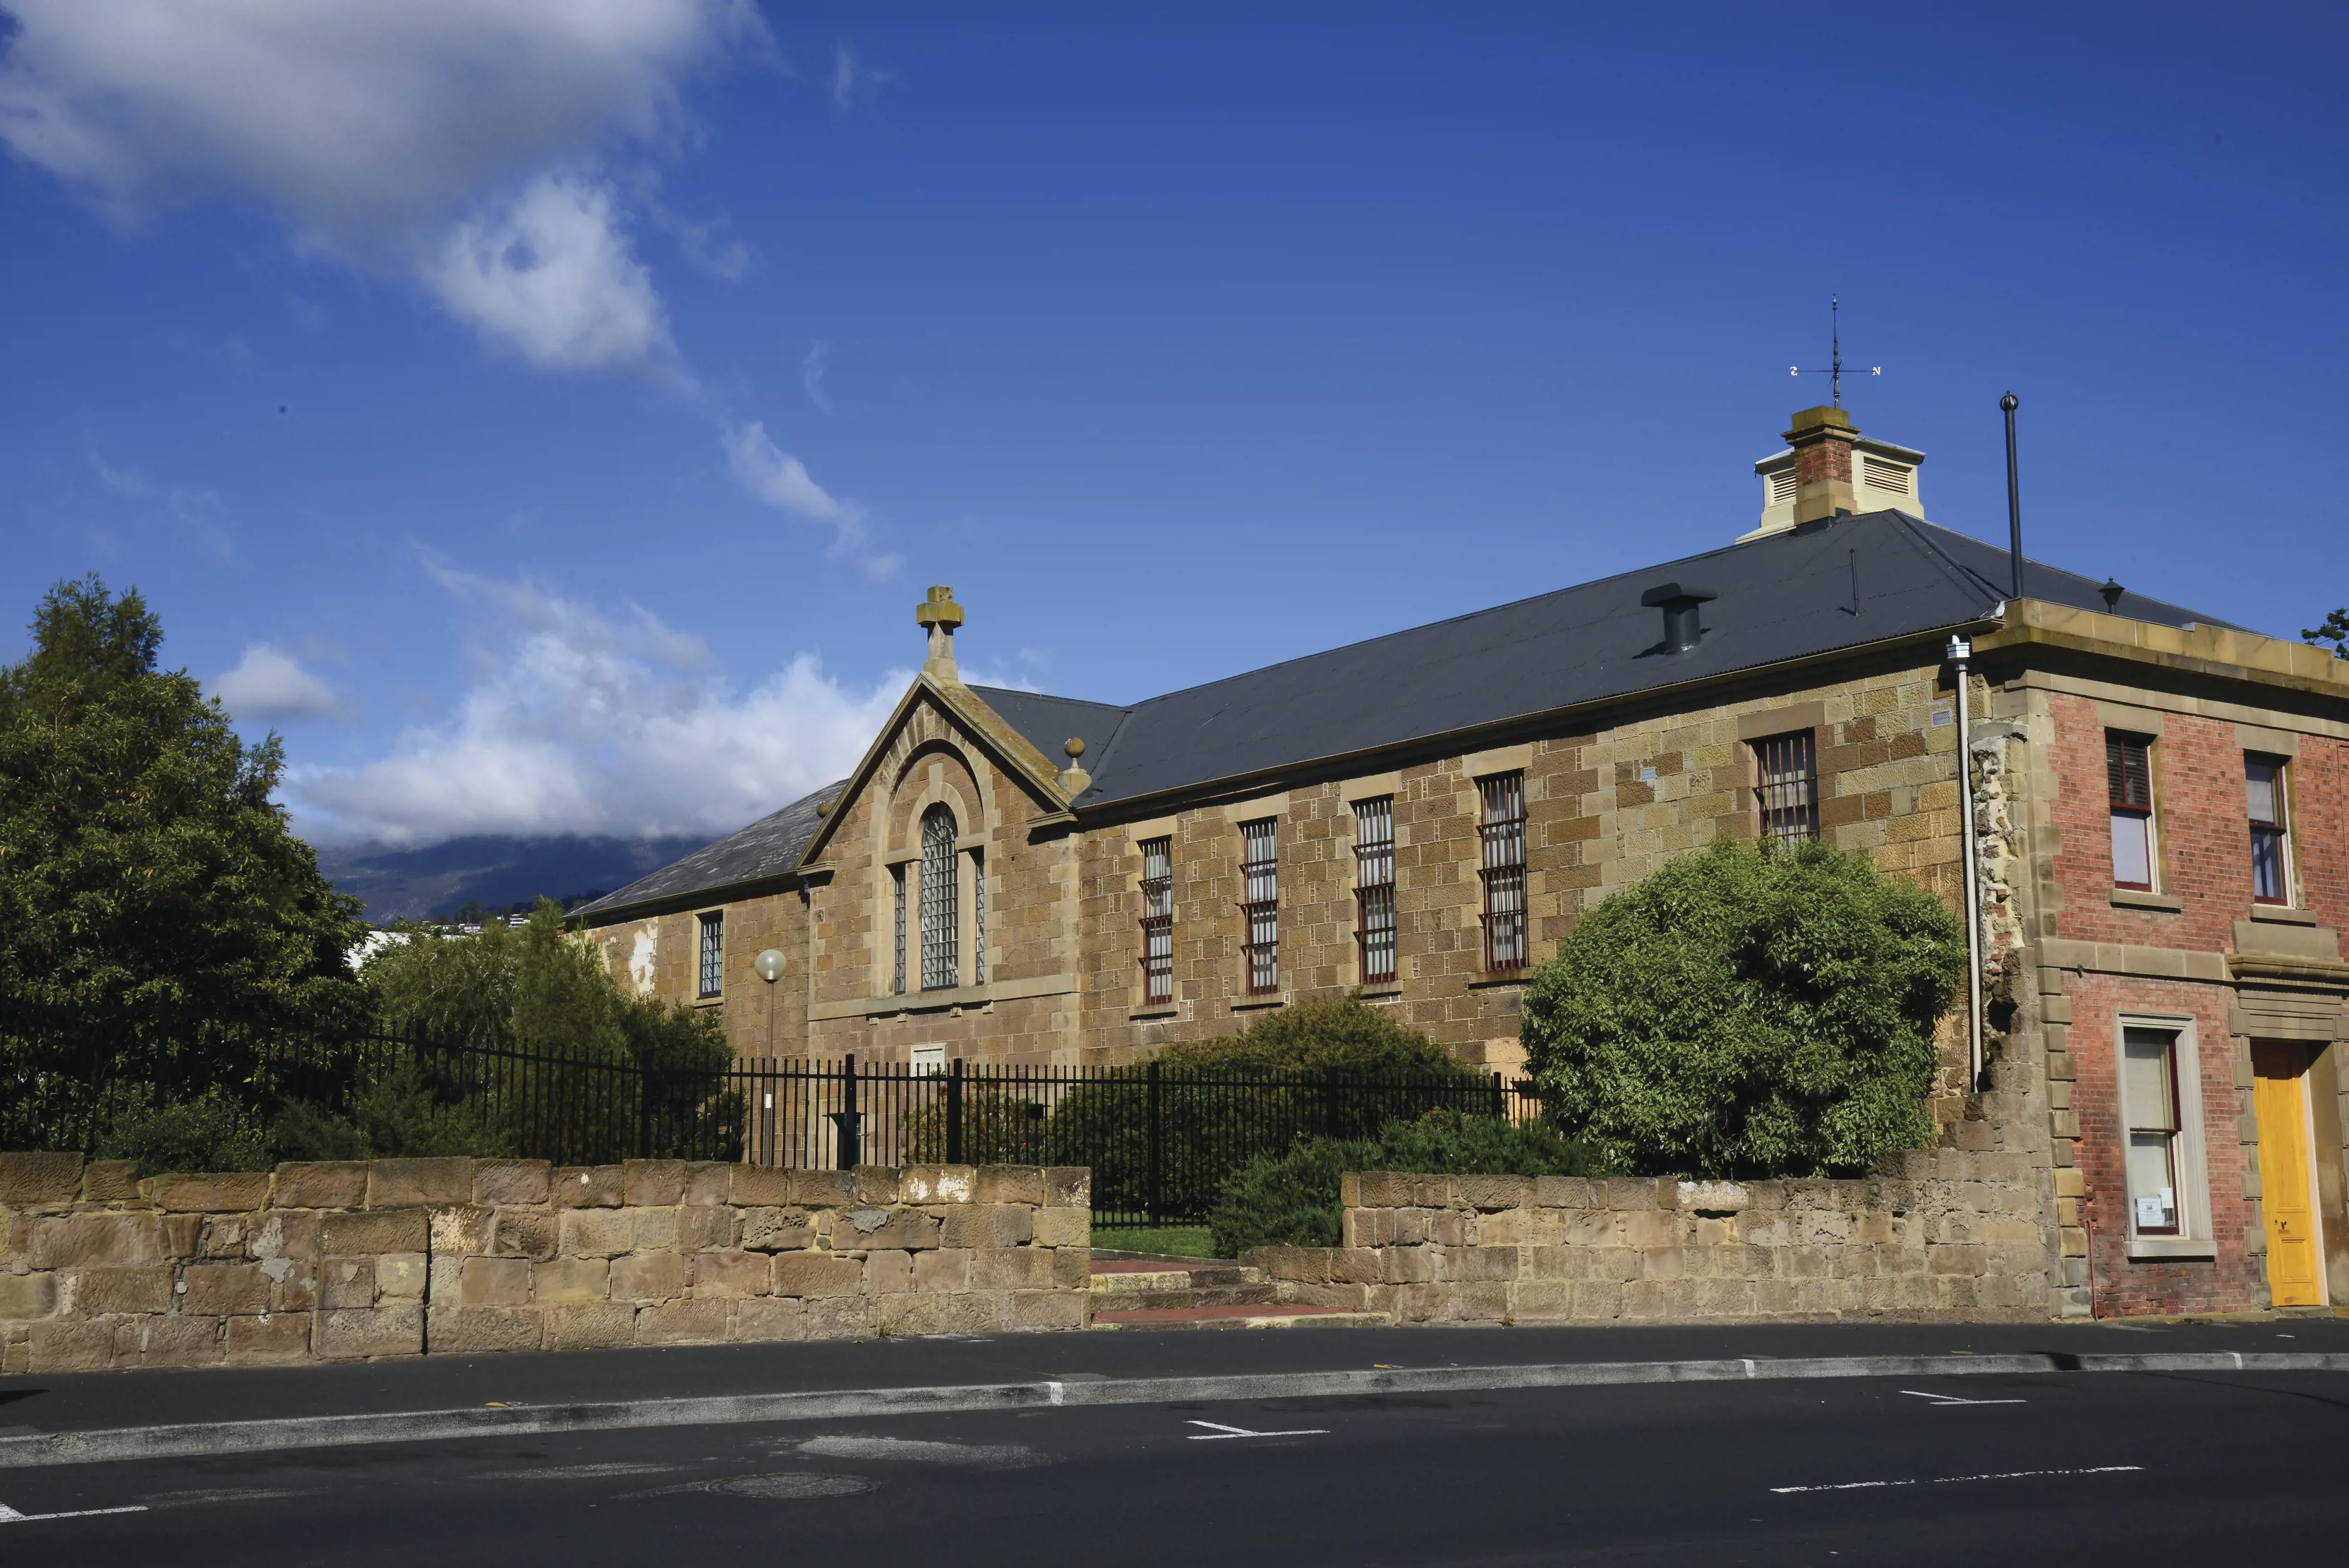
[{"xmin": 3, "ymin": 1015, "xmax": 1547, "ymax": 1226}]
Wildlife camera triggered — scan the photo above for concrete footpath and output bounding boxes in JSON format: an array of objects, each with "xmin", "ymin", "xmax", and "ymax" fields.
[{"xmin": 5, "ymin": 1315, "xmax": 2346, "ymax": 1469}]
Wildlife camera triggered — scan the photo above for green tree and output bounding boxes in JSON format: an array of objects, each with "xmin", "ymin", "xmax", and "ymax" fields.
[
  {"xmin": 0, "ymin": 576, "xmax": 368, "ymax": 1152},
  {"xmin": 1520, "ymin": 837, "xmax": 1965, "ymax": 1179},
  {"xmin": 2304, "ymin": 608, "xmax": 2348, "ymax": 661}
]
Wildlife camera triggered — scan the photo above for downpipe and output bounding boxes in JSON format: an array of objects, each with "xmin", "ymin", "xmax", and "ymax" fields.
[{"xmin": 1948, "ymin": 635, "xmax": 1986, "ymax": 1094}]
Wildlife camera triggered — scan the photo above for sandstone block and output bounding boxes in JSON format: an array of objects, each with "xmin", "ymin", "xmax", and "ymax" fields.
[
  {"xmin": 1031, "ymin": 1207, "xmax": 1088, "ymax": 1249},
  {"xmin": 1339, "ymin": 1171, "xmax": 1362, "ymax": 1208},
  {"xmin": 1052, "ymin": 1246, "xmax": 1092, "ymax": 1289},
  {"xmin": 545, "ymin": 1302, "xmax": 637, "ymax": 1350},
  {"xmin": 852, "ymin": 1209, "xmax": 944, "ymax": 1252},
  {"xmin": 0, "ymin": 1151, "xmax": 84, "ymax": 1206},
  {"xmin": 731, "ymin": 1297, "xmax": 806, "ymax": 1343},
  {"xmin": 1043, "ymin": 1167, "xmax": 1089, "ymax": 1208},
  {"xmin": 934, "ymin": 1292, "xmax": 1005, "ymax": 1334},
  {"xmin": 0, "ymin": 1271, "xmax": 60, "ymax": 1319},
  {"xmin": 493, "ymin": 1208, "xmax": 558, "ymax": 1262},
  {"xmin": 729, "ymin": 1164, "xmax": 794, "ymax": 1206},
  {"xmin": 75, "ymin": 1264, "xmax": 173, "ymax": 1315},
  {"xmin": 610, "ymin": 1250, "xmax": 689, "ymax": 1302},
  {"xmin": 161, "ymin": 1213, "xmax": 204, "ymax": 1259},
  {"xmin": 473, "ymin": 1160, "xmax": 551, "ymax": 1207},
  {"xmin": 1674, "ymin": 1180, "xmax": 1751, "ymax": 1214},
  {"xmin": 1532, "ymin": 1176, "xmax": 1593, "ymax": 1210},
  {"xmin": 1457, "ymin": 1174, "xmax": 1532, "ymax": 1212},
  {"xmin": 913, "ymin": 1248, "xmax": 971, "ymax": 1293},
  {"xmin": 680, "ymin": 1205, "xmax": 736, "ymax": 1250},
  {"xmin": 1510, "ymin": 1280, "xmax": 1577, "ymax": 1321},
  {"xmin": 320, "ymin": 1257, "xmax": 376, "ymax": 1310},
  {"xmin": 771, "ymin": 1254, "xmax": 862, "ymax": 1298},
  {"xmin": 428, "ymin": 1305, "xmax": 542, "ymax": 1354},
  {"xmin": 1603, "ymin": 1178, "xmax": 1660, "ymax": 1211},
  {"xmin": 875, "ymin": 1293, "xmax": 950, "ymax": 1337},
  {"xmin": 557, "ymin": 1207, "xmax": 634, "ymax": 1259},
  {"xmin": 80, "ymin": 1160, "xmax": 141, "ymax": 1202},
  {"xmin": 640, "ymin": 1298, "xmax": 730, "ymax": 1345},
  {"xmin": 971, "ymin": 1249, "xmax": 1051, "ymax": 1291},
  {"xmin": 790, "ymin": 1169, "xmax": 855, "ymax": 1207},
  {"xmin": 740, "ymin": 1207, "xmax": 815, "ymax": 1253},
  {"xmin": 1451, "ymin": 1281, "xmax": 1511, "ymax": 1323},
  {"xmin": 181, "ymin": 1262, "xmax": 269, "ymax": 1316},
  {"xmin": 247, "ymin": 1209, "xmax": 320, "ymax": 1268},
  {"xmin": 900, "ymin": 1165, "xmax": 975, "ymax": 1205},
  {"xmin": 202, "ymin": 1214, "xmax": 253, "ymax": 1259},
  {"xmin": 692, "ymin": 1250, "xmax": 770, "ymax": 1298},
  {"xmin": 1355, "ymin": 1171, "xmax": 1410, "ymax": 1207},
  {"xmin": 627, "ymin": 1206, "xmax": 680, "ymax": 1253},
  {"xmin": 864, "ymin": 1249, "xmax": 914, "ymax": 1293},
  {"xmin": 1382, "ymin": 1246, "xmax": 1435, "ymax": 1285},
  {"xmin": 533, "ymin": 1257, "xmax": 610, "ymax": 1303},
  {"xmin": 431, "ymin": 1205, "xmax": 495, "ymax": 1257},
  {"xmin": 554, "ymin": 1166, "xmax": 624, "ymax": 1207},
  {"xmin": 320, "ymin": 1209, "xmax": 428, "ymax": 1258},
  {"xmin": 115, "ymin": 1313, "xmax": 225, "ymax": 1368},
  {"xmin": 274, "ymin": 1162, "xmax": 369, "ymax": 1210},
  {"xmin": 1010, "ymin": 1289, "xmax": 1084, "ymax": 1330},
  {"xmin": 32, "ymin": 1213, "xmax": 162, "ymax": 1268},
  {"xmin": 368, "ymin": 1159, "xmax": 476, "ymax": 1209},
  {"xmin": 225, "ymin": 1312, "xmax": 310, "ymax": 1363},
  {"xmin": 365, "ymin": 1255, "xmax": 418, "ymax": 1303},
  {"xmin": 684, "ymin": 1162, "xmax": 731, "ymax": 1206},
  {"xmin": 459, "ymin": 1255, "xmax": 532, "ymax": 1308},
  {"xmin": 622, "ymin": 1159, "xmax": 690, "ymax": 1207},
  {"xmin": 315, "ymin": 1305, "xmax": 423, "ymax": 1360},
  {"xmin": 975, "ymin": 1166, "xmax": 1042, "ymax": 1207},
  {"xmin": 852, "ymin": 1166, "xmax": 903, "ymax": 1205}
]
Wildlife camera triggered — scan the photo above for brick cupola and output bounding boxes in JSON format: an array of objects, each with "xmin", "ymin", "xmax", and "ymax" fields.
[
  {"xmin": 1784, "ymin": 404, "xmax": 1859, "ymax": 524},
  {"xmin": 1742, "ymin": 409, "xmax": 1928, "ymax": 541}
]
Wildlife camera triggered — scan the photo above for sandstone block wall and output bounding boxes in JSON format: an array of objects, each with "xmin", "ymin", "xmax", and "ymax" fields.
[
  {"xmin": 0, "ymin": 1152, "xmax": 1091, "ymax": 1374},
  {"xmin": 1245, "ymin": 1150, "xmax": 2054, "ymax": 1325}
]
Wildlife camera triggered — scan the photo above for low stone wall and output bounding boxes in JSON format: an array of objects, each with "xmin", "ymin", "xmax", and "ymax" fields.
[
  {"xmin": 0, "ymin": 1152, "xmax": 1090, "ymax": 1373},
  {"xmin": 1245, "ymin": 1150, "xmax": 2056, "ymax": 1325}
]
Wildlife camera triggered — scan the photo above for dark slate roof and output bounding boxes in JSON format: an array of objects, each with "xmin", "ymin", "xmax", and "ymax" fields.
[
  {"xmin": 1051, "ymin": 512, "xmax": 2233, "ymax": 810},
  {"xmin": 962, "ymin": 686, "xmax": 1132, "ymax": 776},
  {"xmin": 572, "ymin": 781, "xmax": 845, "ymax": 921},
  {"xmin": 579, "ymin": 511, "xmax": 2238, "ymax": 915}
]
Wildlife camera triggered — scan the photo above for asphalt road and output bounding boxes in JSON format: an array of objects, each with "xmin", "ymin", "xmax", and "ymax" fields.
[{"xmin": 4, "ymin": 1339, "xmax": 2344, "ymax": 1566}]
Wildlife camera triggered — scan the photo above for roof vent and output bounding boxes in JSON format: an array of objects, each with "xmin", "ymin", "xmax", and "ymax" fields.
[{"xmin": 1639, "ymin": 582, "xmax": 1717, "ymax": 654}]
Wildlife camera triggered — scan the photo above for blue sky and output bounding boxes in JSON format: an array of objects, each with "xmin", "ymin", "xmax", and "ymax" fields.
[{"xmin": 3, "ymin": 2, "xmax": 2343, "ymax": 850}]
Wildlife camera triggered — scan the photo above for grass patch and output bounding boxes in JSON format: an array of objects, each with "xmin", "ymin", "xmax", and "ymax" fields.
[{"xmin": 1089, "ymin": 1224, "xmax": 1216, "ymax": 1258}]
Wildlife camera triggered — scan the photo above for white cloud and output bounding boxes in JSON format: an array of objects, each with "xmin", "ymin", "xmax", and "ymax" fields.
[
  {"xmin": 85, "ymin": 442, "xmax": 231, "ymax": 556},
  {"xmin": 0, "ymin": 0, "xmax": 759, "ymax": 370},
  {"xmin": 423, "ymin": 172, "xmax": 675, "ymax": 373},
  {"xmin": 801, "ymin": 339, "xmax": 832, "ymax": 411},
  {"xmin": 830, "ymin": 40, "xmax": 893, "ymax": 112},
  {"xmin": 288, "ymin": 575, "xmax": 910, "ymax": 849},
  {"xmin": 212, "ymin": 644, "xmax": 344, "ymax": 721},
  {"xmin": 723, "ymin": 420, "xmax": 899, "ymax": 579}
]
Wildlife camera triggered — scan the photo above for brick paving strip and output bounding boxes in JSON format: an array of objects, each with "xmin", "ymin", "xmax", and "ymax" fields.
[{"xmin": 4, "ymin": 1350, "xmax": 2344, "ymax": 1470}]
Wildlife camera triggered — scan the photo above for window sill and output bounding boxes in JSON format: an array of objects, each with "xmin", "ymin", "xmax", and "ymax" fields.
[
  {"xmin": 2127, "ymin": 1236, "xmax": 2216, "ymax": 1262},
  {"xmin": 1355, "ymin": 987, "xmax": 1403, "ymax": 1002},
  {"xmin": 1231, "ymin": 995, "xmax": 1287, "ymax": 1012},
  {"xmin": 1129, "ymin": 1006, "xmax": 1178, "ymax": 1022},
  {"xmin": 694, "ymin": 995, "xmax": 723, "ymax": 1008},
  {"xmin": 1468, "ymin": 973, "xmax": 1530, "ymax": 990},
  {"xmin": 2246, "ymin": 903, "xmax": 2320, "ymax": 926},
  {"xmin": 2110, "ymin": 889, "xmax": 2183, "ymax": 912}
]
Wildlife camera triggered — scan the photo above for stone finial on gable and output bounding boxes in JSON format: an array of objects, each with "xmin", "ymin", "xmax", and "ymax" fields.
[{"xmin": 915, "ymin": 585, "xmax": 965, "ymax": 680}]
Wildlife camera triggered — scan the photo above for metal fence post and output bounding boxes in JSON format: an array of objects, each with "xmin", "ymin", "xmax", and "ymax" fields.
[
  {"xmin": 1490, "ymin": 1071, "xmax": 1505, "ymax": 1121},
  {"xmin": 946, "ymin": 1057, "xmax": 965, "ymax": 1166},
  {"xmin": 1323, "ymin": 1067, "xmax": 1341, "ymax": 1140},
  {"xmin": 840, "ymin": 1053, "xmax": 862, "ymax": 1169},
  {"xmin": 1145, "ymin": 1061, "xmax": 1162, "ymax": 1227}
]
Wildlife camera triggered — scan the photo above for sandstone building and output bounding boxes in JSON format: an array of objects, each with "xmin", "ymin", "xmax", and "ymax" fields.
[{"xmin": 577, "ymin": 405, "xmax": 2349, "ymax": 1318}]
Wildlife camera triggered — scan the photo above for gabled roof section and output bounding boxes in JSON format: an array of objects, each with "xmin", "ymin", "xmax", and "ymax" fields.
[
  {"xmin": 1061, "ymin": 511, "xmax": 2235, "ymax": 810},
  {"xmin": 571, "ymin": 780, "xmax": 845, "ymax": 922},
  {"xmin": 963, "ymin": 686, "xmax": 1132, "ymax": 773},
  {"xmin": 793, "ymin": 673, "xmax": 1075, "ymax": 871}
]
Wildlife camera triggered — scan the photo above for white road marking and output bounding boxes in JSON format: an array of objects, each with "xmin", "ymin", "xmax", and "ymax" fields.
[
  {"xmin": 0, "ymin": 1500, "xmax": 150, "ymax": 1524},
  {"xmin": 1899, "ymin": 1389, "xmax": 2027, "ymax": 1406},
  {"xmin": 1771, "ymin": 1465, "xmax": 2142, "ymax": 1495},
  {"xmin": 1184, "ymin": 1420, "xmax": 1329, "ymax": 1441}
]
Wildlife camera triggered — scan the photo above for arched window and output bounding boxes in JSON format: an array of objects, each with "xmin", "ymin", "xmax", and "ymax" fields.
[{"xmin": 919, "ymin": 803, "xmax": 960, "ymax": 989}]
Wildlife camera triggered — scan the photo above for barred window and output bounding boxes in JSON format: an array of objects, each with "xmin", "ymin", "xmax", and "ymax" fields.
[
  {"xmin": 696, "ymin": 911, "xmax": 723, "ymax": 999},
  {"xmin": 1139, "ymin": 837, "xmax": 1174, "ymax": 1006},
  {"xmin": 1241, "ymin": 817, "xmax": 1279, "ymax": 994},
  {"xmin": 1753, "ymin": 730, "xmax": 1819, "ymax": 848},
  {"xmin": 2108, "ymin": 732, "xmax": 2155, "ymax": 891},
  {"xmin": 1354, "ymin": 796, "xmax": 1396, "ymax": 984},
  {"xmin": 919, "ymin": 804, "xmax": 960, "ymax": 990},
  {"xmin": 1478, "ymin": 774, "xmax": 1527, "ymax": 972},
  {"xmin": 890, "ymin": 865, "xmax": 907, "ymax": 995},
  {"xmin": 972, "ymin": 849, "xmax": 987, "ymax": 985}
]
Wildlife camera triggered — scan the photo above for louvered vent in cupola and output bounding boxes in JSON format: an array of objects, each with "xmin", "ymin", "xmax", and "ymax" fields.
[
  {"xmin": 1769, "ymin": 469, "xmax": 1800, "ymax": 505},
  {"xmin": 1861, "ymin": 455, "xmax": 1913, "ymax": 496}
]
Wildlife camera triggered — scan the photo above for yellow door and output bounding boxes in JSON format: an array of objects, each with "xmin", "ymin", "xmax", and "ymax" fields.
[{"xmin": 2252, "ymin": 1043, "xmax": 2325, "ymax": 1308}]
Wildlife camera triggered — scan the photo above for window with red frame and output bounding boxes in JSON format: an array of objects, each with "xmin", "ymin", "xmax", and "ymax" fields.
[
  {"xmin": 1240, "ymin": 818, "xmax": 1279, "ymax": 994},
  {"xmin": 1478, "ymin": 773, "xmax": 1528, "ymax": 972},
  {"xmin": 2246, "ymin": 754, "xmax": 2292, "ymax": 905},
  {"xmin": 2106, "ymin": 732, "xmax": 2156, "ymax": 891},
  {"xmin": 1138, "ymin": 836, "xmax": 1173, "ymax": 1006},
  {"xmin": 1353, "ymin": 796, "xmax": 1396, "ymax": 984}
]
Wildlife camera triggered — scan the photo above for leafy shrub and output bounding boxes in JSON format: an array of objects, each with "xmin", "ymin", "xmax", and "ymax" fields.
[
  {"xmin": 1206, "ymin": 1109, "xmax": 1600, "ymax": 1257},
  {"xmin": 273, "ymin": 1061, "xmax": 517, "ymax": 1162},
  {"xmin": 1049, "ymin": 997, "xmax": 1484, "ymax": 1224},
  {"xmin": 897, "ymin": 1085, "xmax": 1052, "ymax": 1166},
  {"xmin": 95, "ymin": 1089, "xmax": 274, "ymax": 1176},
  {"xmin": 1521, "ymin": 837, "xmax": 1965, "ymax": 1179}
]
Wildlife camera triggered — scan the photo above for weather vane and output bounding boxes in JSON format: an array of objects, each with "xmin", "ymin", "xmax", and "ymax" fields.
[{"xmin": 1789, "ymin": 296, "xmax": 1880, "ymax": 408}]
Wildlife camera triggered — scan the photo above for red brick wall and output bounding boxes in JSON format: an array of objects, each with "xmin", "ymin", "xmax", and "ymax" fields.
[{"xmin": 2062, "ymin": 973, "xmax": 2258, "ymax": 1315}]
